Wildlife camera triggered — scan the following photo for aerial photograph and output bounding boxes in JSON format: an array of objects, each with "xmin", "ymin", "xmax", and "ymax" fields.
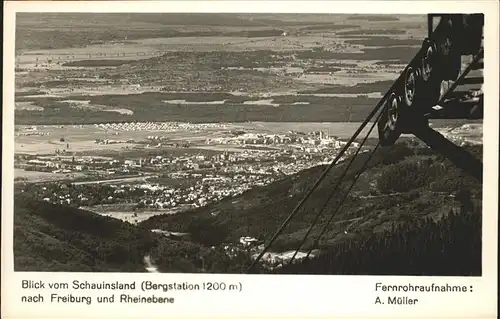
[{"xmin": 13, "ymin": 13, "xmax": 483, "ymax": 275}]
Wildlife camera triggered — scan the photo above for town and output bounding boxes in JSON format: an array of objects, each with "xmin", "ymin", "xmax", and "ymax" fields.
[{"xmin": 15, "ymin": 122, "xmax": 361, "ymax": 224}]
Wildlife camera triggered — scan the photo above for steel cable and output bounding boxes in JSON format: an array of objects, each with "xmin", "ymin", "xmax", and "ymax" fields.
[
  {"xmin": 287, "ymin": 108, "xmax": 385, "ymax": 264},
  {"xmin": 304, "ymin": 141, "xmax": 381, "ymax": 260},
  {"xmin": 249, "ymin": 21, "xmax": 484, "ymax": 273},
  {"xmin": 246, "ymin": 47, "xmax": 427, "ymax": 273},
  {"xmin": 245, "ymin": 104, "xmax": 382, "ymax": 273}
]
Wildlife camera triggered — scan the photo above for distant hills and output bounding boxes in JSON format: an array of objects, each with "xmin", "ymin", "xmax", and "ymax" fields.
[
  {"xmin": 15, "ymin": 13, "xmax": 423, "ymax": 52},
  {"xmin": 16, "ymin": 13, "xmax": 406, "ymax": 29}
]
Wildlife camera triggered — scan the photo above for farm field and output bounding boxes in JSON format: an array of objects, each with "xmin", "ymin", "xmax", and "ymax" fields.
[
  {"xmin": 14, "ymin": 121, "xmax": 376, "ymax": 157},
  {"xmin": 14, "ymin": 168, "xmax": 85, "ymax": 183},
  {"xmin": 14, "ymin": 119, "xmax": 482, "ymax": 159},
  {"xmin": 15, "ymin": 13, "xmax": 428, "ymax": 125}
]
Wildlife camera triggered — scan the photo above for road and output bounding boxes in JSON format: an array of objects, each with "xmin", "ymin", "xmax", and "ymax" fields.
[
  {"xmin": 143, "ymin": 255, "xmax": 159, "ymax": 273},
  {"xmin": 71, "ymin": 174, "xmax": 156, "ymax": 186}
]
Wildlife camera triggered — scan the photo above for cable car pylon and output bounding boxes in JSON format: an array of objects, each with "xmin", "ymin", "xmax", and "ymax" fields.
[
  {"xmin": 247, "ymin": 14, "xmax": 485, "ymax": 273},
  {"xmin": 377, "ymin": 13, "xmax": 484, "ymax": 181}
]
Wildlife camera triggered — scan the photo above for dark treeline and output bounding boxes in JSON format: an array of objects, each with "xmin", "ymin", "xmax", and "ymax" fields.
[
  {"xmin": 147, "ymin": 194, "xmax": 481, "ymax": 276},
  {"xmin": 149, "ymin": 237, "xmax": 253, "ymax": 274},
  {"xmin": 14, "ymin": 194, "xmax": 156, "ymax": 272},
  {"xmin": 15, "ymin": 94, "xmax": 377, "ymax": 125},
  {"xmin": 271, "ymin": 208, "xmax": 481, "ymax": 276}
]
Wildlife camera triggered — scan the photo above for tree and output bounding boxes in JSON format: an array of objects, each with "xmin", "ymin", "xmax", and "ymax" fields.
[
  {"xmin": 455, "ymin": 188, "xmax": 474, "ymax": 212},
  {"xmin": 136, "ymin": 202, "xmax": 145, "ymax": 209}
]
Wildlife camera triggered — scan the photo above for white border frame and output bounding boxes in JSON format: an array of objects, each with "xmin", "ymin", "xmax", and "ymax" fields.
[{"xmin": 2, "ymin": 2, "xmax": 498, "ymax": 318}]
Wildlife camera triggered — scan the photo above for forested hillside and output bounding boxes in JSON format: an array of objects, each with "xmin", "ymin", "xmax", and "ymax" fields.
[
  {"xmin": 139, "ymin": 143, "xmax": 481, "ymax": 245},
  {"xmin": 14, "ymin": 195, "xmax": 156, "ymax": 272},
  {"xmin": 139, "ymin": 141, "xmax": 482, "ymax": 275},
  {"xmin": 13, "ymin": 141, "xmax": 482, "ymax": 275},
  {"xmin": 274, "ymin": 208, "xmax": 481, "ymax": 275}
]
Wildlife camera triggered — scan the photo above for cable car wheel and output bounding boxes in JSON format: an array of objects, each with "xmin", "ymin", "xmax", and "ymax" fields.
[
  {"xmin": 378, "ymin": 92, "xmax": 403, "ymax": 146},
  {"xmin": 419, "ymin": 38, "xmax": 444, "ymax": 108},
  {"xmin": 435, "ymin": 20, "xmax": 461, "ymax": 81},
  {"xmin": 403, "ymin": 66, "xmax": 418, "ymax": 108},
  {"xmin": 421, "ymin": 38, "xmax": 437, "ymax": 82},
  {"xmin": 439, "ymin": 35, "xmax": 452, "ymax": 57},
  {"xmin": 387, "ymin": 92, "xmax": 401, "ymax": 131}
]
